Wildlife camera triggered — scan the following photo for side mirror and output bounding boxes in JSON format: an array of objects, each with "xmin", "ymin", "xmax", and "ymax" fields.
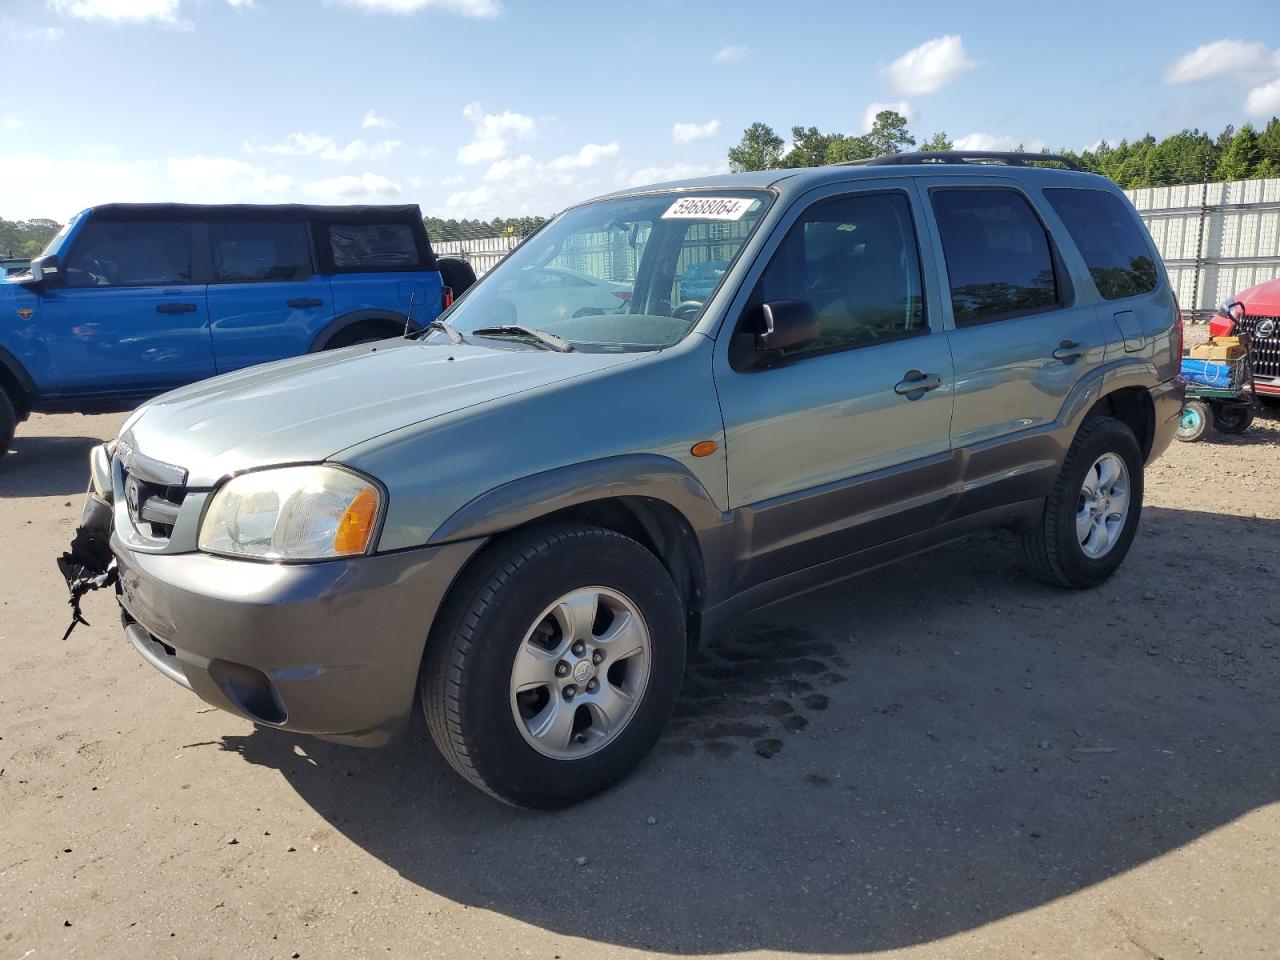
[
  {"xmin": 753, "ymin": 299, "xmax": 818, "ymax": 353},
  {"xmin": 19, "ymin": 254, "xmax": 63, "ymax": 290}
]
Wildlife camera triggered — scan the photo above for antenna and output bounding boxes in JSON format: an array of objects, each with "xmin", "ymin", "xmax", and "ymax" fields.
[{"xmin": 403, "ymin": 291, "xmax": 416, "ymax": 337}]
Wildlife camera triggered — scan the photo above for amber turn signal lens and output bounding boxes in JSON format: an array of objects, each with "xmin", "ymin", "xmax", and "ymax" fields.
[
  {"xmin": 690, "ymin": 440, "xmax": 719, "ymax": 458},
  {"xmin": 333, "ymin": 486, "xmax": 380, "ymax": 554}
]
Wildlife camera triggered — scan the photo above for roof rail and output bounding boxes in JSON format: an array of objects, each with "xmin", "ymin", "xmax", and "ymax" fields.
[{"xmin": 847, "ymin": 150, "xmax": 1084, "ymax": 172}]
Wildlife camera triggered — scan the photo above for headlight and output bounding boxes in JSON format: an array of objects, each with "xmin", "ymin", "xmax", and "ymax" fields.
[{"xmin": 198, "ymin": 465, "xmax": 383, "ymax": 561}]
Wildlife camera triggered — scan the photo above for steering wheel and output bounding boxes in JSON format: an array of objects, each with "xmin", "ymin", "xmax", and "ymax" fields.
[{"xmin": 671, "ymin": 300, "xmax": 704, "ymax": 323}]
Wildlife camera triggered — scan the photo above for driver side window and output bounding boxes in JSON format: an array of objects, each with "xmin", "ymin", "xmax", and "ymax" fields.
[
  {"xmin": 755, "ymin": 191, "xmax": 927, "ymax": 359},
  {"xmin": 65, "ymin": 220, "xmax": 193, "ymax": 288}
]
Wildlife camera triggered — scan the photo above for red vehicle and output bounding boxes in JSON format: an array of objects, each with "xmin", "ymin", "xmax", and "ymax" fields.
[{"xmin": 1212, "ymin": 279, "xmax": 1280, "ymax": 400}]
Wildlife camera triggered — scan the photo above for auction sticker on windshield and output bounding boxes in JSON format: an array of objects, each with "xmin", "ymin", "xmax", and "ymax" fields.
[{"xmin": 662, "ymin": 197, "xmax": 755, "ymax": 220}]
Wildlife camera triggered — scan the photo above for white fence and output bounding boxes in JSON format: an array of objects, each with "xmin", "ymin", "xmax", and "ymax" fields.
[
  {"xmin": 1126, "ymin": 177, "xmax": 1280, "ymax": 320},
  {"xmin": 432, "ymin": 234, "xmax": 523, "ymax": 277}
]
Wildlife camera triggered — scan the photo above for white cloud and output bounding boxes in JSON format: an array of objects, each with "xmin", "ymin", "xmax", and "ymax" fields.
[
  {"xmin": 712, "ymin": 45, "xmax": 748, "ymax": 64},
  {"xmin": 1246, "ymin": 77, "xmax": 1280, "ymax": 117},
  {"xmin": 548, "ymin": 142, "xmax": 619, "ymax": 170},
  {"xmin": 1164, "ymin": 39, "xmax": 1277, "ymax": 84},
  {"xmin": 362, "ymin": 109, "xmax": 391, "ymax": 129},
  {"xmin": 621, "ymin": 161, "xmax": 728, "ymax": 187},
  {"xmin": 2, "ymin": 116, "xmax": 24, "ymax": 131},
  {"xmin": 484, "ymin": 154, "xmax": 534, "ymax": 181},
  {"xmin": 48, "ymin": 0, "xmax": 181, "ymax": 22},
  {"xmin": 672, "ymin": 120, "xmax": 721, "ymax": 144},
  {"xmin": 329, "ymin": 0, "xmax": 501, "ymax": 16},
  {"xmin": 245, "ymin": 133, "xmax": 400, "ymax": 162},
  {"xmin": 860, "ymin": 101, "xmax": 913, "ymax": 133},
  {"xmin": 883, "ymin": 35, "xmax": 975, "ymax": 95},
  {"xmin": 225, "ymin": 0, "xmax": 254, "ymax": 7},
  {"xmin": 441, "ymin": 173, "xmax": 466, "ymax": 187},
  {"xmin": 305, "ymin": 172, "xmax": 402, "ymax": 200},
  {"xmin": 952, "ymin": 133, "xmax": 1047, "ymax": 153},
  {"xmin": 165, "ymin": 156, "xmax": 292, "ymax": 196},
  {"xmin": 456, "ymin": 103, "xmax": 536, "ymax": 164},
  {"xmin": 5, "ymin": 20, "xmax": 65, "ymax": 39},
  {"xmin": 445, "ymin": 185, "xmax": 494, "ymax": 212}
]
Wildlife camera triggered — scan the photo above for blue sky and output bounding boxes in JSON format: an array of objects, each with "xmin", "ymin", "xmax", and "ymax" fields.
[{"xmin": 1, "ymin": 0, "xmax": 1278, "ymax": 222}]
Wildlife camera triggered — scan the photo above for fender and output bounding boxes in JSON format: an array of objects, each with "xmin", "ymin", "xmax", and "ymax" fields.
[
  {"xmin": 428, "ymin": 453, "xmax": 737, "ymax": 603},
  {"xmin": 0, "ymin": 346, "xmax": 38, "ymax": 416},
  {"xmin": 307, "ymin": 308, "xmax": 416, "ymax": 352}
]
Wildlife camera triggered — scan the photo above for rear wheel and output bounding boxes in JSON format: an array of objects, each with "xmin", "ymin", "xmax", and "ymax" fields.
[
  {"xmin": 323, "ymin": 320, "xmax": 398, "ymax": 350},
  {"xmin": 1175, "ymin": 399, "xmax": 1212, "ymax": 442},
  {"xmin": 1022, "ymin": 416, "xmax": 1144, "ymax": 590},
  {"xmin": 422, "ymin": 524, "xmax": 686, "ymax": 808},
  {"xmin": 1212, "ymin": 402, "xmax": 1254, "ymax": 435},
  {"xmin": 0, "ymin": 388, "xmax": 15, "ymax": 456}
]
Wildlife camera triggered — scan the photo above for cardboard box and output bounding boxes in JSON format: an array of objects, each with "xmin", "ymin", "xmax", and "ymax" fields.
[{"xmin": 1191, "ymin": 338, "xmax": 1245, "ymax": 360}]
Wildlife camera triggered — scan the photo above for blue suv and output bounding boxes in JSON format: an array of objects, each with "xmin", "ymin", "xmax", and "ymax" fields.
[{"xmin": 0, "ymin": 203, "xmax": 473, "ymax": 452}]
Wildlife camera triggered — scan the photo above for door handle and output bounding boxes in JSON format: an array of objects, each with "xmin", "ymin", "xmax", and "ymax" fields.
[
  {"xmin": 155, "ymin": 303, "xmax": 197, "ymax": 314},
  {"xmin": 287, "ymin": 298, "xmax": 324, "ymax": 308},
  {"xmin": 1052, "ymin": 340, "xmax": 1085, "ymax": 363},
  {"xmin": 894, "ymin": 370, "xmax": 942, "ymax": 398}
]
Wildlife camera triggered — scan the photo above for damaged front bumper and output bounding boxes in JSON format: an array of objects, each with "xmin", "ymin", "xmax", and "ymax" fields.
[{"xmin": 58, "ymin": 443, "xmax": 483, "ymax": 747}]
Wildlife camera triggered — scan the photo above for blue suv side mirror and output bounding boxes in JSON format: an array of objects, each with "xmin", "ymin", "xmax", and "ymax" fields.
[{"xmin": 20, "ymin": 254, "xmax": 64, "ymax": 291}]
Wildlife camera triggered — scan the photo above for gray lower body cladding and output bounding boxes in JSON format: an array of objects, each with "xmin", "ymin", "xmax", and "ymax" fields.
[{"xmin": 113, "ymin": 535, "xmax": 482, "ymax": 746}]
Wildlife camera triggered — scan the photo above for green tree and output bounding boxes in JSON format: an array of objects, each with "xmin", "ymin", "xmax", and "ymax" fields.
[
  {"xmin": 728, "ymin": 122, "xmax": 785, "ymax": 173},
  {"xmin": 824, "ymin": 134, "xmax": 874, "ymax": 164},
  {"xmin": 1215, "ymin": 124, "xmax": 1262, "ymax": 181},
  {"xmin": 1255, "ymin": 117, "xmax": 1280, "ymax": 167},
  {"xmin": 921, "ymin": 131, "xmax": 953, "ymax": 152},
  {"xmin": 0, "ymin": 217, "xmax": 60, "ymax": 258},
  {"xmin": 782, "ymin": 126, "xmax": 834, "ymax": 168},
  {"xmin": 866, "ymin": 110, "xmax": 916, "ymax": 156}
]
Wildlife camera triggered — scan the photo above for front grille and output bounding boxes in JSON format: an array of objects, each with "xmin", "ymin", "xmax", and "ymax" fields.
[
  {"xmin": 116, "ymin": 443, "xmax": 189, "ymax": 542},
  {"xmin": 1239, "ymin": 314, "xmax": 1280, "ymax": 379}
]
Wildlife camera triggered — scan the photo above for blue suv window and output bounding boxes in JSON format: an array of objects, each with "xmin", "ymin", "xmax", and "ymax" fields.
[
  {"xmin": 65, "ymin": 219, "xmax": 192, "ymax": 288},
  {"xmin": 1044, "ymin": 188, "xmax": 1157, "ymax": 301},
  {"xmin": 328, "ymin": 223, "xmax": 419, "ymax": 269},
  {"xmin": 932, "ymin": 188, "xmax": 1060, "ymax": 327},
  {"xmin": 211, "ymin": 221, "xmax": 313, "ymax": 283}
]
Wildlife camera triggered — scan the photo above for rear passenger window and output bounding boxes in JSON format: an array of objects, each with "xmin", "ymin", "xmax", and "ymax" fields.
[
  {"xmin": 1044, "ymin": 188, "xmax": 1157, "ymax": 301},
  {"xmin": 752, "ymin": 191, "xmax": 927, "ymax": 358},
  {"xmin": 328, "ymin": 223, "xmax": 420, "ymax": 269},
  {"xmin": 932, "ymin": 188, "xmax": 1060, "ymax": 327},
  {"xmin": 210, "ymin": 221, "xmax": 312, "ymax": 283},
  {"xmin": 65, "ymin": 220, "xmax": 192, "ymax": 288}
]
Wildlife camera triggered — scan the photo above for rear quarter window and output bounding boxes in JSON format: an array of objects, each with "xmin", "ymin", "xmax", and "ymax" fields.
[
  {"xmin": 1043, "ymin": 188, "xmax": 1158, "ymax": 301},
  {"xmin": 327, "ymin": 223, "xmax": 420, "ymax": 270}
]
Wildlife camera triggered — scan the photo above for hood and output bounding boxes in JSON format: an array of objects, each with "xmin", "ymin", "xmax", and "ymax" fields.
[
  {"xmin": 1234, "ymin": 278, "xmax": 1280, "ymax": 317},
  {"xmin": 122, "ymin": 338, "xmax": 639, "ymax": 486}
]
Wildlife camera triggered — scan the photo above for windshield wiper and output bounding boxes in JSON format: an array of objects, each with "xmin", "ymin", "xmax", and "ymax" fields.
[
  {"xmin": 416, "ymin": 318, "xmax": 465, "ymax": 345},
  {"xmin": 470, "ymin": 325, "xmax": 573, "ymax": 353}
]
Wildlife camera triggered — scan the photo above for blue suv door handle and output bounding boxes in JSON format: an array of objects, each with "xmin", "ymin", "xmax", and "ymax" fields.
[
  {"xmin": 155, "ymin": 303, "xmax": 198, "ymax": 314},
  {"xmin": 894, "ymin": 370, "xmax": 942, "ymax": 399},
  {"xmin": 286, "ymin": 298, "xmax": 324, "ymax": 308},
  {"xmin": 1052, "ymin": 339, "xmax": 1085, "ymax": 363}
]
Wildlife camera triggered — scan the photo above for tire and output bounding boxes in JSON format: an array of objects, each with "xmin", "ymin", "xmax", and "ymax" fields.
[
  {"xmin": 421, "ymin": 524, "xmax": 686, "ymax": 808},
  {"xmin": 1022, "ymin": 415, "xmax": 1144, "ymax": 590},
  {"xmin": 1175, "ymin": 399, "xmax": 1212, "ymax": 443},
  {"xmin": 1212, "ymin": 403, "xmax": 1254, "ymax": 435},
  {"xmin": 0, "ymin": 388, "xmax": 15, "ymax": 455},
  {"xmin": 437, "ymin": 257, "xmax": 477, "ymax": 297}
]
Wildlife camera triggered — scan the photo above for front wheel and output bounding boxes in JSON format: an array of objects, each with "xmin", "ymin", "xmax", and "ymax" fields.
[
  {"xmin": 1022, "ymin": 416, "xmax": 1144, "ymax": 590},
  {"xmin": 1176, "ymin": 399, "xmax": 1212, "ymax": 442},
  {"xmin": 421, "ymin": 524, "xmax": 686, "ymax": 808},
  {"xmin": 0, "ymin": 388, "xmax": 15, "ymax": 456}
]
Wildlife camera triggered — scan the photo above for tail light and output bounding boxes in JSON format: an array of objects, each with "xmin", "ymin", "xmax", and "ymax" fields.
[
  {"xmin": 1173, "ymin": 294, "xmax": 1184, "ymax": 358},
  {"xmin": 442, "ymin": 285, "xmax": 454, "ymax": 310},
  {"xmin": 612, "ymin": 291, "xmax": 632, "ymax": 302}
]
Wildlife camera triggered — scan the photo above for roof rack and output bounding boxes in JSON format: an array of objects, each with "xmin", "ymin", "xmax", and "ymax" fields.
[{"xmin": 847, "ymin": 150, "xmax": 1084, "ymax": 172}]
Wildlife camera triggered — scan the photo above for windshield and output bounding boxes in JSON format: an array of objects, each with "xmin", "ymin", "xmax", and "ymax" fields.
[
  {"xmin": 40, "ymin": 213, "xmax": 81, "ymax": 258},
  {"xmin": 438, "ymin": 190, "xmax": 771, "ymax": 352}
]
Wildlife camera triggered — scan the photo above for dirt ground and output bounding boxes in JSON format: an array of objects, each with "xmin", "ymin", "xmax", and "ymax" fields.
[{"xmin": 1, "ymin": 398, "xmax": 1278, "ymax": 960}]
